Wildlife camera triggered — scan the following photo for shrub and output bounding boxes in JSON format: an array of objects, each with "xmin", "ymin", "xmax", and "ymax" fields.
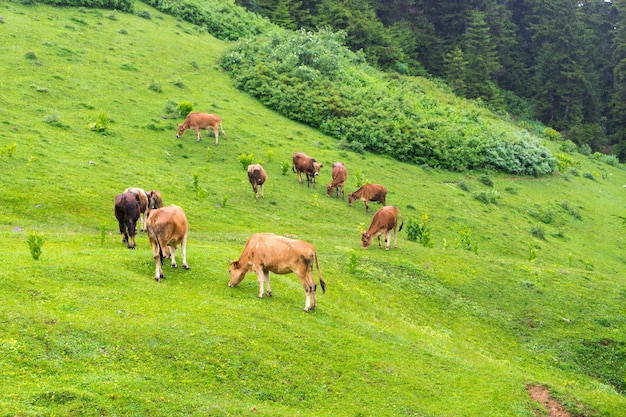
[
  {"xmin": 478, "ymin": 175, "xmax": 494, "ymax": 187},
  {"xmin": 354, "ymin": 169, "xmax": 369, "ymax": 188},
  {"xmin": 530, "ymin": 225, "xmax": 546, "ymax": 240},
  {"xmin": 86, "ymin": 112, "xmax": 110, "ymax": 132},
  {"xmin": 457, "ymin": 181, "xmax": 470, "ymax": 192},
  {"xmin": 280, "ymin": 160, "xmax": 291, "ymax": 175},
  {"xmin": 238, "ymin": 153, "xmax": 254, "ymax": 170},
  {"xmin": 177, "ymin": 101, "xmax": 194, "ymax": 118},
  {"xmin": 405, "ymin": 212, "xmax": 433, "ymax": 248},
  {"xmin": 148, "ymin": 81, "xmax": 162, "ymax": 93},
  {"xmin": 220, "ymin": 28, "xmax": 556, "ymax": 175},
  {"xmin": 473, "ymin": 190, "xmax": 500, "ymax": 205},
  {"xmin": 27, "ymin": 232, "xmax": 45, "ymax": 260}
]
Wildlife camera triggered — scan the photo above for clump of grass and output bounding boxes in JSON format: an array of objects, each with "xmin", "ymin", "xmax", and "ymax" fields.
[
  {"xmin": 148, "ymin": 81, "xmax": 162, "ymax": 93},
  {"xmin": 27, "ymin": 232, "xmax": 45, "ymax": 260},
  {"xmin": 457, "ymin": 181, "xmax": 470, "ymax": 192},
  {"xmin": 530, "ymin": 225, "xmax": 546, "ymax": 240},
  {"xmin": 280, "ymin": 160, "xmax": 290, "ymax": 175},
  {"xmin": 177, "ymin": 101, "xmax": 194, "ymax": 118},
  {"xmin": 25, "ymin": 50, "xmax": 37, "ymax": 60},
  {"xmin": 86, "ymin": 112, "xmax": 110, "ymax": 133},
  {"xmin": 347, "ymin": 250, "xmax": 359, "ymax": 273},
  {"xmin": 478, "ymin": 175, "xmax": 494, "ymax": 187},
  {"xmin": 44, "ymin": 112, "xmax": 69, "ymax": 129},
  {"xmin": 583, "ymin": 172, "xmax": 597, "ymax": 181},
  {"xmin": 137, "ymin": 10, "xmax": 151, "ymax": 19},
  {"xmin": 473, "ymin": 190, "xmax": 500, "ymax": 204}
]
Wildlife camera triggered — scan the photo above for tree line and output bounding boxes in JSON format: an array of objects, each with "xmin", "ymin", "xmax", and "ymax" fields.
[{"xmin": 235, "ymin": 0, "xmax": 626, "ymax": 160}]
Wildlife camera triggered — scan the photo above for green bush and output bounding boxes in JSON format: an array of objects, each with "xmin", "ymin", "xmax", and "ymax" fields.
[
  {"xmin": 177, "ymin": 101, "xmax": 194, "ymax": 118},
  {"xmin": 238, "ymin": 153, "xmax": 254, "ymax": 170},
  {"xmin": 37, "ymin": 0, "xmax": 134, "ymax": 12},
  {"xmin": 405, "ymin": 213, "xmax": 433, "ymax": 248},
  {"xmin": 220, "ymin": 28, "xmax": 555, "ymax": 175},
  {"xmin": 27, "ymin": 232, "xmax": 45, "ymax": 260}
]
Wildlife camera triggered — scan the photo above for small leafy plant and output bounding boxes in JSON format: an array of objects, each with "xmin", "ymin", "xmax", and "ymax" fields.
[
  {"xmin": 238, "ymin": 153, "xmax": 254, "ymax": 170},
  {"xmin": 280, "ymin": 160, "xmax": 291, "ymax": 175},
  {"xmin": 406, "ymin": 212, "xmax": 433, "ymax": 248},
  {"xmin": 354, "ymin": 169, "xmax": 369, "ymax": 188},
  {"xmin": 27, "ymin": 232, "xmax": 45, "ymax": 260},
  {"xmin": 177, "ymin": 101, "xmax": 194, "ymax": 117},
  {"xmin": 86, "ymin": 112, "xmax": 110, "ymax": 132}
]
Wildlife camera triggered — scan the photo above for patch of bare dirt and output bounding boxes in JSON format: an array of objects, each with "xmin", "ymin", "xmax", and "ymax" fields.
[{"xmin": 527, "ymin": 384, "xmax": 571, "ymax": 417}]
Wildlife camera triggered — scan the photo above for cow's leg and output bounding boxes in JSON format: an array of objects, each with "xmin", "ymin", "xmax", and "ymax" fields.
[
  {"xmin": 195, "ymin": 127, "xmax": 201, "ymax": 142},
  {"xmin": 297, "ymin": 171, "xmax": 303, "ymax": 184},
  {"xmin": 255, "ymin": 267, "xmax": 268, "ymax": 298},
  {"xmin": 377, "ymin": 233, "xmax": 382, "ymax": 249},
  {"xmin": 212, "ymin": 126, "xmax": 219, "ymax": 145},
  {"xmin": 365, "ymin": 201, "xmax": 370, "ymax": 213},
  {"xmin": 384, "ymin": 230, "xmax": 391, "ymax": 250},
  {"xmin": 181, "ymin": 234, "xmax": 189, "ymax": 269},
  {"xmin": 260, "ymin": 183, "xmax": 264, "ymax": 199},
  {"xmin": 264, "ymin": 270, "xmax": 272, "ymax": 297},
  {"xmin": 169, "ymin": 245, "xmax": 178, "ymax": 268},
  {"xmin": 393, "ymin": 226, "xmax": 398, "ymax": 249},
  {"xmin": 150, "ymin": 239, "xmax": 164, "ymax": 282}
]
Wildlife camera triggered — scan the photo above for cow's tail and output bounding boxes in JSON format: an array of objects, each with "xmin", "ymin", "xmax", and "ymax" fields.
[
  {"xmin": 314, "ymin": 252, "xmax": 326, "ymax": 294},
  {"xmin": 148, "ymin": 226, "xmax": 165, "ymax": 262},
  {"xmin": 398, "ymin": 208, "xmax": 404, "ymax": 232}
]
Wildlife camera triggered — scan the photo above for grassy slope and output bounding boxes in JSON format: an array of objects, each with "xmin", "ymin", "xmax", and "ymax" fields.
[{"xmin": 0, "ymin": 2, "xmax": 625, "ymax": 416}]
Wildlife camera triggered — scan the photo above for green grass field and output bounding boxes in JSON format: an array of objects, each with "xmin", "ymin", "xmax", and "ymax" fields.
[{"xmin": 1, "ymin": 2, "xmax": 626, "ymax": 416}]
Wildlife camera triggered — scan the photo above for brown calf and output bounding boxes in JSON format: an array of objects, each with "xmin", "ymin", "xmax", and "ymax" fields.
[
  {"xmin": 146, "ymin": 205, "xmax": 189, "ymax": 282},
  {"xmin": 124, "ymin": 187, "xmax": 149, "ymax": 231},
  {"xmin": 326, "ymin": 162, "xmax": 347, "ymax": 199},
  {"xmin": 176, "ymin": 112, "xmax": 226, "ymax": 145},
  {"xmin": 362, "ymin": 206, "xmax": 404, "ymax": 250},
  {"xmin": 348, "ymin": 183, "xmax": 387, "ymax": 213},
  {"xmin": 247, "ymin": 164, "xmax": 268, "ymax": 202},
  {"xmin": 228, "ymin": 233, "xmax": 326, "ymax": 311},
  {"xmin": 292, "ymin": 152, "xmax": 323, "ymax": 188}
]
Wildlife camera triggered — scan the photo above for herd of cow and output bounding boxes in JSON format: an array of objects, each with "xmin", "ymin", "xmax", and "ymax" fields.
[{"xmin": 113, "ymin": 112, "xmax": 403, "ymax": 311}]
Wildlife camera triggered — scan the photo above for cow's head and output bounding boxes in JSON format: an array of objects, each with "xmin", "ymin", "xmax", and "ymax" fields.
[
  {"xmin": 228, "ymin": 260, "xmax": 246, "ymax": 287},
  {"xmin": 361, "ymin": 232, "xmax": 374, "ymax": 249},
  {"xmin": 348, "ymin": 193, "xmax": 355, "ymax": 206},
  {"xmin": 313, "ymin": 162, "xmax": 323, "ymax": 175},
  {"xmin": 326, "ymin": 184, "xmax": 333, "ymax": 196},
  {"xmin": 176, "ymin": 124, "xmax": 185, "ymax": 138}
]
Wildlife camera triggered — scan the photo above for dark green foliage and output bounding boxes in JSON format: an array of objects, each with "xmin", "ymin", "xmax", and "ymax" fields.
[
  {"xmin": 220, "ymin": 28, "xmax": 556, "ymax": 175},
  {"xmin": 36, "ymin": 0, "xmax": 134, "ymax": 12},
  {"xmin": 478, "ymin": 175, "xmax": 494, "ymax": 187},
  {"xmin": 142, "ymin": 0, "xmax": 271, "ymax": 41}
]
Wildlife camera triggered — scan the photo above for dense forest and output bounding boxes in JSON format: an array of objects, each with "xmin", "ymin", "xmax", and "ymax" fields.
[{"xmin": 235, "ymin": 0, "xmax": 626, "ymax": 160}]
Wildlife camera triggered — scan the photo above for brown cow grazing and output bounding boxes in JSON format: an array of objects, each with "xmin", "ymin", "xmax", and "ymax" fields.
[
  {"xmin": 145, "ymin": 205, "xmax": 189, "ymax": 282},
  {"xmin": 228, "ymin": 233, "xmax": 326, "ymax": 312},
  {"xmin": 326, "ymin": 162, "xmax": 347, "ymax": 199},
  {"xmin": 362, "ymin": 206, "xmax": 404, "ymax": 250},
  {"xmin": 146, "ymin": 189, "xmax": 164, "ymax": 220},
  {"xmin": 176, "ymin": 112, "xmax": 226, "ymax": 144},
  {"xmin": 124, "ymin": 187, "xmax": 149, "ymax": 231},
  {"xmin": 247, "ymin": 164, "xmax": 268, "ymax": 202},
  {"xmin": 114, "ymin": 192, "xmax": 141, "ymax": 249},
  {"xmin": 292, "ymin": 152, "xmax": 323, "ymax": 188},
  {"xmin": 348, "ymin": 183, "xmax": 387, "ymax": 213}
]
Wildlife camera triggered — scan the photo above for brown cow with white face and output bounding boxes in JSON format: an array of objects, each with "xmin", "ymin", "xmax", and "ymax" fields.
[
  {"xmin": 292, "ymin": 152, "xmax": 323, "ymax": 188},
  {"xmin": 348, "ymin": 184, "xmax": 387, "ymax": 213},
  {"xmin": 247, "ymin": 164, "xmax": 268, "ymax": 202},
  {"xmin": 145, "ymin": 205, "xmax": 189, "ymax": 282},
  {"xmin": 114, "ymin": 192, "xmax": 141, "ymax": 249},
  {"xmin": 228, "ymin": 233, "xmax": 326, "ymax": 312},
  {"xmin": 326, "ymin": 162, "xmax": 347, "ymax": 199},
  {"xmin": 362, "ymin": 206, "xmax": 403, "ymax": 250},
  {"xmin": 176, "ymin": 112, "xmax": 226, "ymax": 144}
]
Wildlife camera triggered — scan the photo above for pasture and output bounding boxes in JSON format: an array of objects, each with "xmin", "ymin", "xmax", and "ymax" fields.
[{"xmin": 1, "ymin": 2, "xmax": 626, "ymax": 416}]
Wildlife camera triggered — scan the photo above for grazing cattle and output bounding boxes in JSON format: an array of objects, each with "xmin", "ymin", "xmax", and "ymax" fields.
[
  {"xmin": 326, "ymin": 162, "xmax": 347, "ymax": 199},
  {"xmin": 362, "ymin": 206, "xmax": 404, "ymax": 250},
  {"xmin": 114, "ymin": 192, "xmax": 141, "ymax": 249},
  {"xmin": 228, "ymin": 233, "xmax": 326, "ymax": 312},
  {"xmin": 247, "ymin": 164, "xmax": 268, "ymax": 202},
  {"xmin": 145, "ymin": 205, "xmax": 189, "ymax": 282},
  {"xmin": 123, "ymin": 187, "xmax": 149, "ymax": 231},
  {"xmin": 292, "ymin": 152, "xmax": 323, "ymax": 188},
  {"xmin": 348, "ymin": 183, "xmax": 387, "ymax": 213},
  {"xmin": 146, "ymin": 189, "xmax": 164, "ymax": 220},
  {"xmin": 176, "ymin": 112, "xmax": 226, "ymax": 145}
]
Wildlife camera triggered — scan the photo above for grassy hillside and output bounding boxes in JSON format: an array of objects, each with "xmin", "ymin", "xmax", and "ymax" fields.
[{"xmin": 1, "ymin": 2, "xmax": 625, "ymax": 416}]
